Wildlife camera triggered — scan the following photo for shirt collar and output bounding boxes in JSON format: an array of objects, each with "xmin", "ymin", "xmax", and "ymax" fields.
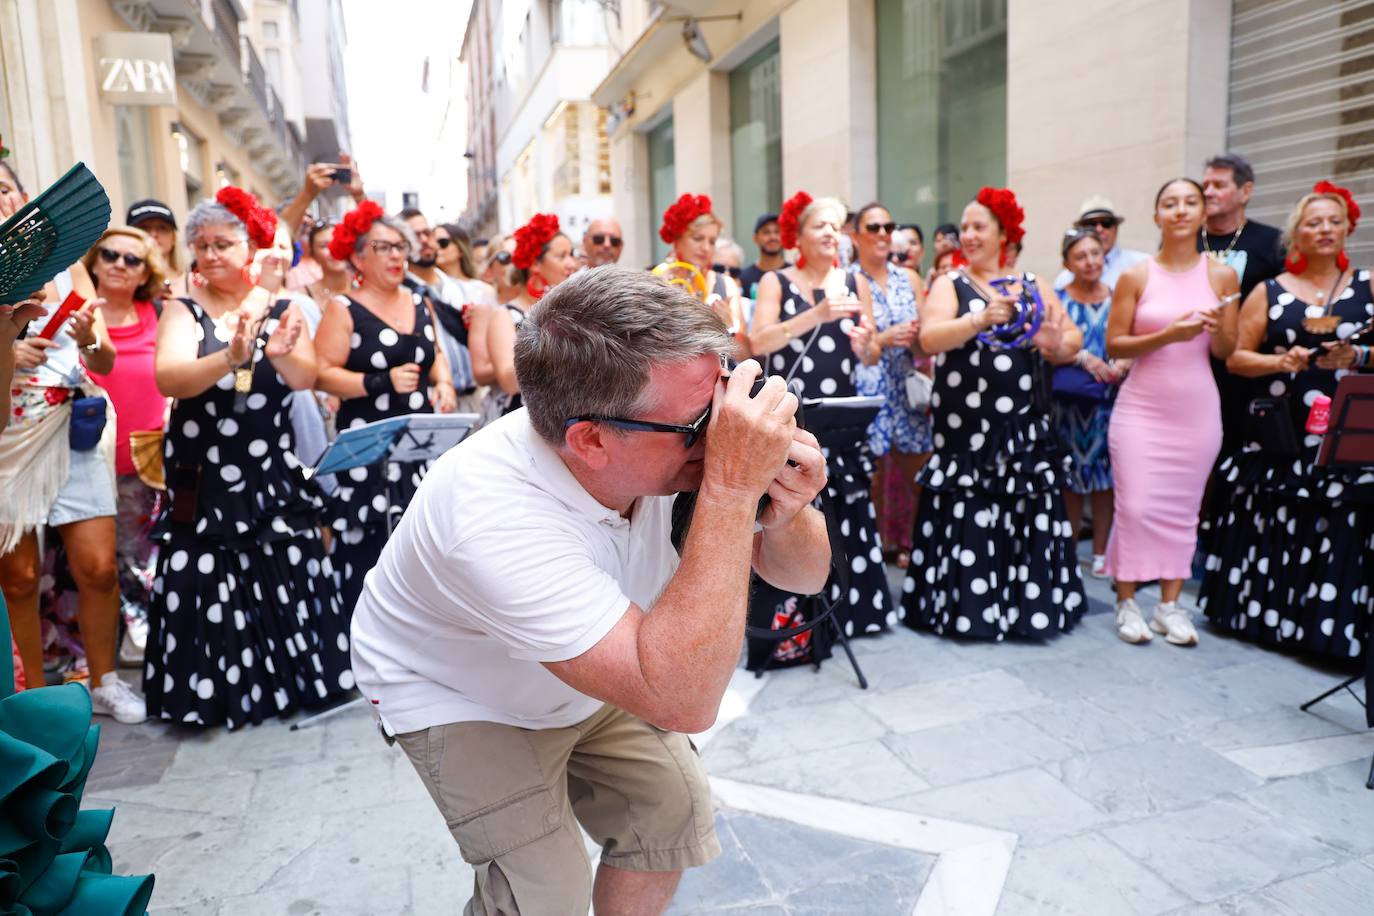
[{"xmin": 520, "ymin": 411, "xmax": 628, "ymax": 527}]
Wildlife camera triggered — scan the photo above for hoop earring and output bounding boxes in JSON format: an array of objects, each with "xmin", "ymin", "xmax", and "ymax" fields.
[
  {"xmin": 526, "ymin": 276, "xmax": 546, "ymax": 300},
  {"xmin": 190, "ymin": 270, "xmax": 207, "ymax": 289},
  {"xmin": 1285, "ymin": 252, "xmax": 1309, "ymax": 274}
]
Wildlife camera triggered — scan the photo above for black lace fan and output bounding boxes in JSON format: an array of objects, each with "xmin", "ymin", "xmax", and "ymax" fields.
[{"xmin": 0, "ymin": 162, "xmax": 111, "ymax": 305}]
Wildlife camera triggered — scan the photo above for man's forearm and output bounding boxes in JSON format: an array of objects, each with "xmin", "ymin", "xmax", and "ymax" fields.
[
  {"xmin": 637, "ymin": 487, "xmax": 757, "ymax": 733},
  {"xmin": 754, "ymin": 506, "xmax": 830, "ymax": 595}
]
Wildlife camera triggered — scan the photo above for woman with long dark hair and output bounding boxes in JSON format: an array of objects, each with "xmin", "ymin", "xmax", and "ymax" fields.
[{"xmin": 1105, "ymin": 178, "xmax": 1239, "ymax": 646}]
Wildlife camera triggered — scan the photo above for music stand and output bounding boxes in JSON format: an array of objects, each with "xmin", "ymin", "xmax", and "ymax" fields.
[
  {"xmin": 293, "ymin": 412, "xmax": 479, "ymax": 731},
  {"xmin": 1300, "ymin": 375, "xmax": 1374, "ymax": 789},
  {"xmin": 747, "ymin": 396, "xmax": 883, "ymax": 689}
]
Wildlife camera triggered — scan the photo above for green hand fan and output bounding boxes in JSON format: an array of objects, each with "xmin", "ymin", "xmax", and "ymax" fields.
[{"xmin": 0, "ymin": 162, "xmax": 111, "ymax": 305}]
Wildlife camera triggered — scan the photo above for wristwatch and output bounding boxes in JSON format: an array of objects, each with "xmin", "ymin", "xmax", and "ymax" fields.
[{"xmin": 82, "ymin": 339, "xmax": 99, "ymax": 353}]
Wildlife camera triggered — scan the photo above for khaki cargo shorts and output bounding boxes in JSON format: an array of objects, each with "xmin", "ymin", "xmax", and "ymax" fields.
[{"xmin": 395, "ymin": 703, "xmax": 721, "ymax": 915}]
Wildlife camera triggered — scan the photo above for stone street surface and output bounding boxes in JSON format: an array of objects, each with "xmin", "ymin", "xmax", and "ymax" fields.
[{"xmin": 87, "ymin": 563, "xmax": 1373, "ymax": 916}]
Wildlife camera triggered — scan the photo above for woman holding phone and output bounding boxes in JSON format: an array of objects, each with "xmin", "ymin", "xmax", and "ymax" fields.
[
  {"xmin": 1105, "ymin": 178, "xmax": 1239, "ymax": 646},
  {"xmin": 749, "ymin": 191, "xmax": 890, "ymax": 641}
]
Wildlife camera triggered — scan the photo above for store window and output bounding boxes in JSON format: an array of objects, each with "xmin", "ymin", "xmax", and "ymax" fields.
[
  {"xmin": 729, "ymin": 39, "xmax": 782, "ymax": 254},
  {"xmin": 173, "ymin": 123, "xmax": 206, "ymax": 203},
  {"xmin": 875, "ymin": 0, "xmax": 1006, "ymax": 257},
  {"xmin": 647, "ymin": 115, "xmax": 675, "ymax": 263},
  {"xmin": 114, "ymin": 105, "xmax": 156, "ymax": 206},
  {"xmin": 1227, "ymin": 0, "xmax": 1374, "ymax": 265}
]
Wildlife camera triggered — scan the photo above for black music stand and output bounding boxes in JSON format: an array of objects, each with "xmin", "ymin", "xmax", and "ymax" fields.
[
  {"xmin": 746, "ymin": 396, "xmax": 884, "ymax": 690},
  {"xmin": 1301, "ymin": 375, "xmax": 1374, "ymax": 789},
  {"xmin": 292, "ymin": 412, "xmax": 480, "ymax": 731}
]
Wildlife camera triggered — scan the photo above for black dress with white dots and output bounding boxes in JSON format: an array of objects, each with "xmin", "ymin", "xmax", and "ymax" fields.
[
  {"xmin": 900, "ymin": 272, "xmax": 1086, "ymax": 639},
  {"xmin": 762, "ymin": 270, "xmax": 891, "ymax": 640},
  {"xmin": 145, "ymin": 298, "xmax": 352, "ymax": 729},
  {"xmin": 327, "ymin": 292, "xmax": 437, "ymax": 616},
  {"xmin": 1200, "ymin": 273, "xmax": 1374, "ymax": 683}
]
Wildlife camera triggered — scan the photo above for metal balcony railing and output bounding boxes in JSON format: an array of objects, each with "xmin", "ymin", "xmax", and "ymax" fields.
[
  {"xmin": 241, "ymin": 36, "xmax": 270, "ymax": 119},
  {"xmin": 208, "ymin": 0, "xmax": 241, "ymax": 69}
]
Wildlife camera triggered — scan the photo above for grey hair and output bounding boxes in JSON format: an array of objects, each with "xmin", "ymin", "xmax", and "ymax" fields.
[
  {"xmin": 184, "ymin": 200, "xmax": 249, "ymax": 244},
  {"xmin": 714, "ymin": 237, "xmax": 745, "ymax": 266},
  {"xmin": 355, "ymin": 215, "xmax": 418, "ymax": 259},
  {"xmin": 516, "ymin": 264, "xmax": 735, "ymax": 445}
]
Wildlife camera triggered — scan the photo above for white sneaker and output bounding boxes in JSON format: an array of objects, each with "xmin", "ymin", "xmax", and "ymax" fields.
[
  {"xmin": 1150, "ymin": 601, "xmax": 1199, "ymax": 646},
  {"xmin": 1090, "ymin": 555, "xmax": 1109, "ymax": 579},
  {"xmin": 1115, "ymin": 598, "xmax": 1153, "ymax": 644},
  {"xmin": 89, "ymin": 672, "xmax": 148, "ymax": 724}
]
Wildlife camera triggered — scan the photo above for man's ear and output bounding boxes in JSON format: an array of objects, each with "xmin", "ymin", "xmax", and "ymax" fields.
[{"xmin": 564, "ymin": 420, "xmax": 610, "ymax": 471}]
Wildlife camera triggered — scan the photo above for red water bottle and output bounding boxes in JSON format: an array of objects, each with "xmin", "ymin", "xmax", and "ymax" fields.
[{"xmin": 1306, "ymin": 394, "xmax": 1331, "ymax": 435}]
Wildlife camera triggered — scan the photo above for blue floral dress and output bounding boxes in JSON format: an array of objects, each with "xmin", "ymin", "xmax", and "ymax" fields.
[
  {"xmin": 1051, "ymin": 291, "xmax": 1115, "ymax": 494},
  {"xmin": 852, "ymin": 265, "xmax": 934, "ymax": 456}
]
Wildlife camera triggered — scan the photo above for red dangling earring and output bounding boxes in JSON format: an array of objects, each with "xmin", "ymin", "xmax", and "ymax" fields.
[
  {"xmin": 241, "ymin": 263, "xmax": 260, "ymax": 286},
  {"xmin": 526, "ymin": 276, "xmax": 546, "ymax": 300},
  {"xmin": 190, "ymin": 270, "xmax": 207, "ymax": 289},
  {"xmin": 832, "ymin": 255, "xmax": 841, "ymax": 268},
  {"xmin": 797, "ymin": 254, "xmax": 808, "ymax": 270},
  {"xmin": 997, "ymin": 242, "xmax": 1008, "ymax": 269},
  {"xmin": 1337, "ymin": 250, "xmax": 1350, "ymax": 271},
  {"xmin": 1285, "ymin": 252, "xmax": 1309, "ymax": 274}
]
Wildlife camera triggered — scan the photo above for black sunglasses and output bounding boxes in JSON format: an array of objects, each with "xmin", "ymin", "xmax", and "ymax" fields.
[
  {"xmin": 98, "ymin": 247, "xmax": 146, "ymax": 269},
  {"xmin": 490, "ymin": 251, "xmax": 512, "ymax": 265},
  {"xmin": 1079, "ymin": 218, "xmax": 1119, "ymax": 230},
  {"xmin": 864, "ymin": 221, "xmax": 898, "ymax": 235},
  {"xmin": 564, "ymin": 402, "xmax": 712, "ymax": 449},
  {"xmin": 890, "ymin": 251, "xmax": 911, "ymax": 264},
  {"xmin": 436, "ymin": 237, "xmax": 453, "ymax": 249},
  {"xmin": 713, "ymin": 263, "xmax": 742, "ymax": 279},
  {"xmin": 589, "ymin": 233, "xmax": 623, "ymax": 247}
]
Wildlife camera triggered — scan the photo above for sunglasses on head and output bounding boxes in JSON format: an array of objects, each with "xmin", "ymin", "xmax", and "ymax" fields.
[
  {"xmin": 864, "ymin": 221, "xmax": 898, "ymax": 235},
  {"xmin": 98, "ymin": 247, "xmax": 146, "ymax": 269},
  {"xmin": 713, "ymin": 263, "xmax": 742, "ymax": 279},
  {"xmin": 588, "ymin": 233, "xmax": 623, "ymax": 247}
]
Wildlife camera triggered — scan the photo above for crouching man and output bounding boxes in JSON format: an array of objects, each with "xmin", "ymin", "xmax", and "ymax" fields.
[{"xmin": 350, "ymin": 265, "xmax": 831, "ymax": 915}]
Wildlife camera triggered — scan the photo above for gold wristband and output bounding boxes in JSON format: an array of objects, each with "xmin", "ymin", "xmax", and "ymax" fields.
[{"xmin": 781, "ymin": 321, "xmax": 793, "ymax": 342}]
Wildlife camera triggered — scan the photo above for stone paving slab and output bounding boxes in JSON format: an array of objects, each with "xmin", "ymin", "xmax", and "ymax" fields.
[{"xmin": 78, "ymin": 556, "xmax": 1374, "ymax": 915}]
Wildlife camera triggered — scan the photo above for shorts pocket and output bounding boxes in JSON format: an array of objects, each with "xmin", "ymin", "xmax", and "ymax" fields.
[{"xmin": 447, "ymin": 786, "xmax": 563, "ymax": 865}]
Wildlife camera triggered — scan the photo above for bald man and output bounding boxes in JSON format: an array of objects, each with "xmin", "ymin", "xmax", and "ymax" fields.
[{"xmin": 583, "ymin": 217, "xmax": 624, "ymax": 268}]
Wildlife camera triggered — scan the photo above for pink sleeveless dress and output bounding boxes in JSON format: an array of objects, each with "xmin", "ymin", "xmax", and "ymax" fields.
[{"xmin": 1105, "ymin": 257, "xmax": 1222, "ymax": 582}]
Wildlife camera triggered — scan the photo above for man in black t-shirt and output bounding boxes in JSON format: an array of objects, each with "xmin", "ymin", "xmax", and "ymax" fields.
[
  {"xmin": 1199, "ymin": 152, "xmax": 1285, "ymax": 456},
  {"xmin": 738, "ymin": 213, "xmax": 789, "ymax": 300},
  {"xmin": 1198, "ymin": 153, "xmax": 1284, "ymax": 300}
]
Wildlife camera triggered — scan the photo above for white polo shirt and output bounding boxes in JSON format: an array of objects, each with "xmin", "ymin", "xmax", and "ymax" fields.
[{"xmin": 349, "ymin": 409, "xmax": 680, "ymax": 735}]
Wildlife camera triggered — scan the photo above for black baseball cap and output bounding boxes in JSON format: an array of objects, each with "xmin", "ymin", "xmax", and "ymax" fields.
[
  {"xmin": 126, "ymin": 199, "xmax": 177, "ymax": 229},
  {"xmin": 754, "ymin": 213, "xmax": 779, "ymax": 234}
]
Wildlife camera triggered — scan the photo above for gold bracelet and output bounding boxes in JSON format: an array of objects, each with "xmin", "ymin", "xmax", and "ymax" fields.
[{"xmin": 781, "ymin": 321, "xmax": 793, "ymax": 342}]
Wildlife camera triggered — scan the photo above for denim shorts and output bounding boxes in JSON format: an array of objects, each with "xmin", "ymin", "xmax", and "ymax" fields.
[{"xmin": 48, "ymin": 446, "xmax": 117, "ymax": 526}]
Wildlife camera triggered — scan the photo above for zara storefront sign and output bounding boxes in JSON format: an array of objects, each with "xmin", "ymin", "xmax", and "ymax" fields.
[{"xmin": 94, "ymin": 33, "xmax": 177, "ymax": 107}]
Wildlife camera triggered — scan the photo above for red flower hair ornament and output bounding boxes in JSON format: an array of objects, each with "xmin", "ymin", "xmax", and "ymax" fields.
[
  {"xmin": 512, "ymin": 213, "xmax": 561, "ymax": 271},
  {"xmin": 328, "ymin": 199, "xmax": 384, "ymax": 263},
  {"xmin": 215, "ymin": 186, "xmax": 277, "ymax": 250},
  {"xmin": 1288, "ymin": 180, "xmax": 1362, "ymax": 273},
  {"xmin": 778, "ymin": 191, "xmax": 813, "ymax": 252},
  {"xmin": 975, "ymin": 187, "xmax": 1025, "ymax": 268},
  {"xmin": 658, "ymin": 194, "xmax": 713, "ymax": 244}
]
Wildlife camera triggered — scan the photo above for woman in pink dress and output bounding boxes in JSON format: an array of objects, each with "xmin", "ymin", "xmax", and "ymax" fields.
[{"xmin": 1105, "ymin": 178, "xmax": 1240, "ymax": 646}]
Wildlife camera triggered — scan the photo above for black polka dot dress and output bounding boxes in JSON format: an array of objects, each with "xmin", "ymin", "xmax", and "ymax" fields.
[
  {"xmin": 765, "ymin": 271, "xmax": 891, "ymax": 639},
  {"xmin": 1200, "ymin": 273, "xmax": 1374, "ymax": 686},
  {"xmin": 145, "ymin": 299, "xmax": 352, "ymax": 729},
  {"xmin": 901, "ymin": 272, "xmax": 1086, "ymax": 639},
  {"xmin": 328, "ymin": 293, "xmax": 437, "ymax": 617}
]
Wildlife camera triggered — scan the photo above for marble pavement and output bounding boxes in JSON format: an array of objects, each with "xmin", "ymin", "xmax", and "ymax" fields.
[{"xmin": 84, "ymin": 564, "xmax": 1374, "ymax": 915}]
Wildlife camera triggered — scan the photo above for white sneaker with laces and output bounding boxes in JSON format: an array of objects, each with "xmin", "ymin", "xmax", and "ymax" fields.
[
  {"xmin": 1150, "ymin": 601, "xmax": 1199, "ymax": 646},
  {"xmin": 1090, "ymin": 554, "xmax": 1109, "ymax": 579},
  {"xmin": 1115, "ymin": 598, "xmax": 1153, "ymax": 644},
  {"xmin": 89, "ymin": 672, "xmax": 148, "ymax": 724}
]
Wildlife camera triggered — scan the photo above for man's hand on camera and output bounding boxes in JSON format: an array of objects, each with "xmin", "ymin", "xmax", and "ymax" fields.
[
  {"xmin": 701, "ymin": 359, "xmax": 796, "ymax": 505},
  {"xmin": 757, "ymin": 427, "xmax": 826, "ymax": 530}
]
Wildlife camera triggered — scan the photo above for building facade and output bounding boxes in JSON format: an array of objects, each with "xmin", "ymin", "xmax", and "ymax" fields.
[
  {"xmin": 460, "ymin": 0, "xmax": 619, "ymax": 244},
  {"xmin": 583, "ymin": 0, "xmax": 1373, "ymax": 273},
  {"xmin": 0, "ymin": 0, "xmax": 350, "ymax": 225}
]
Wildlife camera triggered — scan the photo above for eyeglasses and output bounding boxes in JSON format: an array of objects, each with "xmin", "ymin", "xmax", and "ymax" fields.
[
  {"xmin": 588, "ymin": 234, "xmax": 623, "ymax": 248},
  {"xmin": 436, "ymin": 237, "xmax": 453, "ymax": 249},
  {"xmin": 368, "ymin": 240, "xmax": 410, "ymax": 257},
  {"xmin": 864, "ymin": 221, "xmax": 898, "ymax": 235},
  {"xmin": 713, "ymin": 263, "xmax": 742, "ymax": 279},
  {"xmin": 1078, "ymin": 218, "xmax": 1118, "ymax": 230},
  {"xmin": 564, "ymin": 402, "xmax": 712, "ymax": 449},
  {"xmin": 97, "ymin": 247, "xmax": 146, "ymax": 268},
  {"xmin": 189, "ymin": 238, "xmax": 243, "ymax": 256}
]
